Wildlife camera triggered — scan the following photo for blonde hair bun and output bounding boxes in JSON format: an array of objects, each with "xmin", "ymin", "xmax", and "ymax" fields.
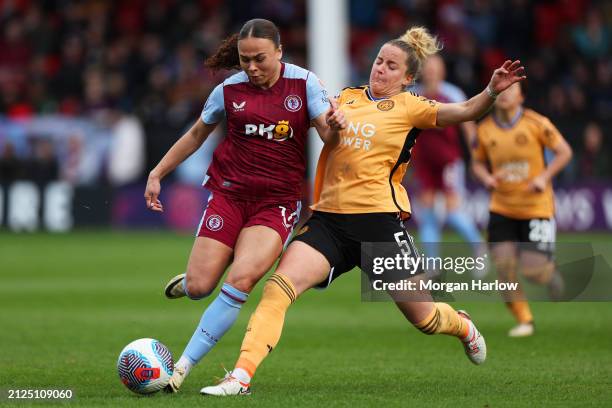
[{"xmin": 398, "ymin": 26, "xmax": 442, "ymax": 62}]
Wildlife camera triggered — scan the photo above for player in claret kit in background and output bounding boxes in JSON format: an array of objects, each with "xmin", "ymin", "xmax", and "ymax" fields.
[
  {"xmin": 200, "ymin": 26, "xmax": 527, "ymax": 397},
  {"xmin": 409, "ymin": 55, "xmax": 484, "ymax": 265},
  {"xmin": 471, "ymin": 82, "xmax": 572, "ymax": 337},
  {"xmin": 143, "ymin": 18, "xmax": 345, "ymax": 392}
]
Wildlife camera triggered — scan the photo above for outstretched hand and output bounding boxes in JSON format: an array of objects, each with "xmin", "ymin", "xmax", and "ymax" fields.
[
  {"xmin": 489, "ymin": 60, "xmax": 527, "ymax": 95},
  {"xmin": 325, "ymin": 98, "xmax": 346, "ymax": 131},
  {"xmin": 144, "ymin": 175, "xmax": 164, "ymax": 212}
]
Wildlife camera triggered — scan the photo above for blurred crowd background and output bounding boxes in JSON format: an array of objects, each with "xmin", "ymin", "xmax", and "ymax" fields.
[{"xmin": 0, "ymin": 0, "xmax": 610, "ymax": 231}]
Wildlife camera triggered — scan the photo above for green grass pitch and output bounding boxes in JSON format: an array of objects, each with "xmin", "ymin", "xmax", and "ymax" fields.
[{"xmin": 1, "ymin": 230, "xmax": 611, "ymax": 407}]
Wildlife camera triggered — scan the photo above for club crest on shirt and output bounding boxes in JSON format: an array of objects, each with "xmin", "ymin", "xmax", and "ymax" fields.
[
  {"xmin": 515, "ymin": 132, "xmax": 528, "ymax": 145},
  {"xmin": 206, "ymin": 215, "xmax": 224, "ymax": 231},
  {"xmin": 377, "ymin": 100, "xmax": 394, "ymax": 111},
  {"xmin": 284, "ymin": 95, "xmax": 302, "ymax": 112}
]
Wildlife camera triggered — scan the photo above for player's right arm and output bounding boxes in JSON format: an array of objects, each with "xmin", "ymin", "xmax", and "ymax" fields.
[
  {"xmin": 471, "ymin": 158, "xmax": 498, "ymax": 190},
  {"xmin": 145, "ymin": 119, "xmax": 218, "ymax": 212},
  {"xmin": 145, "ymin": 83, "xmax": 225, "ymax": 211},
  {"xmin": 471, "ymin": 128, "xmax": 498, "ymax": 190}
]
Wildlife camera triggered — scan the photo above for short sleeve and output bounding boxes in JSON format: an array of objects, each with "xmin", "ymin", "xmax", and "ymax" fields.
[
  {"xmin": 537, "ymin": 117, "xmax": 562, "ymax": 149},
  {"xmin": 406, "ymin": 93, "xmax": 439, "ymax": 129},
  {"xmin": 200, "ymin": 84, "xmax": 225, "ymax": 124},
  {"xmin": 306, "ymin": 72, "xmax": 331, "ymax": 120},
  {"xmin": 472, "ymin": 126, "xmax": 488, "ymax": 162},
  {"xmin": 335, "ymin": 89, "xmax": 350, "ymax": 106}
]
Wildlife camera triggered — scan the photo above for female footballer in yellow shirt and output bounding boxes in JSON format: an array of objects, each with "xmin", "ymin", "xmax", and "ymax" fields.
[
  {"xmin": 472, "ymin": 82, "xmax": 572, "ymax": 337},
  {"xmin": 200, "ymin": 26, "xmax": 526, "ymax": 395}
]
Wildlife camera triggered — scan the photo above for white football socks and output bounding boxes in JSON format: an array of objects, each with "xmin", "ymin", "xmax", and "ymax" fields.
[
  {"xmin": 175, "ymin": 355, "xmax": 194, "ymax": 376},
  {"xmin": 232, "ymin": 367, "xmax": 251, "ymax": 384}
]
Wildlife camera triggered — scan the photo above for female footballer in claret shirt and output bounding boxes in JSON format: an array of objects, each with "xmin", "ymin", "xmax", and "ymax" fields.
[{"xmin": 143, "ymin": 18, "xmax": 345, "ymax": 393}]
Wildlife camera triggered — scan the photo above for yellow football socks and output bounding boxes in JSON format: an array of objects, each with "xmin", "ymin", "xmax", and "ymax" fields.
[
  {"xmin": 414, "ymin": 302, "xmax": 469, "ymax": 339},
  {"xmin": 235, "ymin": 273, "xmax": 297, "ymax": 377},
  {"xmin": 506, "ymin": 301, "xmax": 533, "ymax": 324}
]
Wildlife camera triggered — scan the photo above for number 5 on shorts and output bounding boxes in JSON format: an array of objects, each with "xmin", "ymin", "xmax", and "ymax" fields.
[{"xmin": 394, "ymin": 231, "xmax": 412, "ymax": 256}]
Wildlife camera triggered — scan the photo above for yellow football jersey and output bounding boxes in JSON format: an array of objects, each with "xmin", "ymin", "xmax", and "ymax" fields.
[
  {"xmin": 311, "ymin": 86, "xmax": 439, "ymax": 217},
  {"xmin": 473, "ymin": 108, "xmax": 563, "ymax": 219}
]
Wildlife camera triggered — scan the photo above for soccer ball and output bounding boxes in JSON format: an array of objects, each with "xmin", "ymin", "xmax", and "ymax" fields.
[{"xmin": 117, "ymin": 338, "xmax": 174, "ymax": 394}]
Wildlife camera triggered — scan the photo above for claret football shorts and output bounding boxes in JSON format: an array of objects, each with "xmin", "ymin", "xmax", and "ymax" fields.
[{"xmin": 196, "ymin": 190, "xmax": 301, "ymax": 249}]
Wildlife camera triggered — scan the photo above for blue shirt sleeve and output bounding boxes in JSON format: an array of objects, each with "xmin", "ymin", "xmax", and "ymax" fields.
[
  {"xmin": 200, "ymin": 84, "xmax": 225, "ymax": 124},
  {"xmin": 306, "ymin": 72, "xmax": 330, "ymax": 120}
]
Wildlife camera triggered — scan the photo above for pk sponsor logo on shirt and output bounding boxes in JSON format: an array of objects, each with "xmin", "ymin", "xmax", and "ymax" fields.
[{"xmin": 245, "ymin": 120, "xmax": 294, "ymax": 142}]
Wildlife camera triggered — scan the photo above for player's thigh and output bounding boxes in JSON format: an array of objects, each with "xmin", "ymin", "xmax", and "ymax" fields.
[
  {"xmin": 518, "ymin": 217, "xmax": 556, "ymax": 282},
  {"xmin": 185, "ymin": 236, "xmax": 233, "ymax": 295},
  {"xmin": 275, "ymin": 240, "xmax": 331, "ymax": 296},
  {"xmin": 487, "ymin": 213, "xmax": 520, "ymax": 258},
  {"xmin": 351, "ymin": 213, "xmax": 426, "ymax": 294},
  {"xmin": 490, "ymin": 241, "xmax": 518, "ymax": 259},
  {"xmin": 442, "ymin": 159, "xmax": 465, "ymax": 209},
  {"xmin": 225, "ymin": 225, "xmax": 284, "ymax": 293},
  {"xmin": 418, "ymin": 189, "xmax": 436, "ymax": 207},
  {"xmin": 519, "ymin": 249, "xmax": 552, "ymax": 268},
  {"xmin": 444, "ymin": 190, "xmax": 461, "ymax": 212},
  {"xmin": 291, "ymin": 211, "xmax": 351, "ymax": 291},
  {"xmin": 520, "ymin": 217, "xmax": 556, "ymax": 256}
]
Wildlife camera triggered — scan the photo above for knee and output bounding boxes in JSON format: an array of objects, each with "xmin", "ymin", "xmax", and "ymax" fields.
[
  {"xmin": 225, "ymin": 274, "xmax": 258, "ymax": 294},
  {"xmin": 184, "ymin": 274, "xmax": 216, "ymax": 300},
  {"xmin": 494, "ymin": 257, "xmax": 517, "ymax": 280},
  {"xmin": 521, "ymin": 263, "xmax": 554, "ymax": 284}
]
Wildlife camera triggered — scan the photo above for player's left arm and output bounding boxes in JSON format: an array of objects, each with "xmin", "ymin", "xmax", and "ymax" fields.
[
  {"xmin": 436, "ymin": 60, "xmax": 526, "ymax": 127},
  {"xmin": 528, "ymin": 122, "xmax": 573, "ymax": 192},
  {"xmin": 305, "ymin": 72, "xmax": 345, "ymax": 144},
  {"xmin": 443, "ymin": 83, "xmax": 478, "ymax": 148}
]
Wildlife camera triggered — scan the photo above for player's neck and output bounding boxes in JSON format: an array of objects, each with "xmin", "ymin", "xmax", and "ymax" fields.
[
  {"xmin": 496, "ymin": 106, "xmax": 522, "ymax": 126},
  {"xmin": 369, "ymin": 86, "xmax": 401, "ymax": 100},
  {"xmin": 259, "ymin": 62, "xmax": 282, "ymax": 90}
]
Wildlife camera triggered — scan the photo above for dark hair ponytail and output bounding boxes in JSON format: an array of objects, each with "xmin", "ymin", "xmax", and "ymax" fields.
[
  {"xmin": 205, "ymin": 19, "xmax": 281, "ymax": 71},
  {"xmin": 205, "ymin": 33, "xmax": 240, "ymax": 70}
]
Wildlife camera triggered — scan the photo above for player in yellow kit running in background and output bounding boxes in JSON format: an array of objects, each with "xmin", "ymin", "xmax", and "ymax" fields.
[
  {"xmin": 199, "ymin": 26, "xmax": 527, "ymax": 396},
  {"xmin": 472, "ymin": 82, "xmax": 572, "ymax": 337}
]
